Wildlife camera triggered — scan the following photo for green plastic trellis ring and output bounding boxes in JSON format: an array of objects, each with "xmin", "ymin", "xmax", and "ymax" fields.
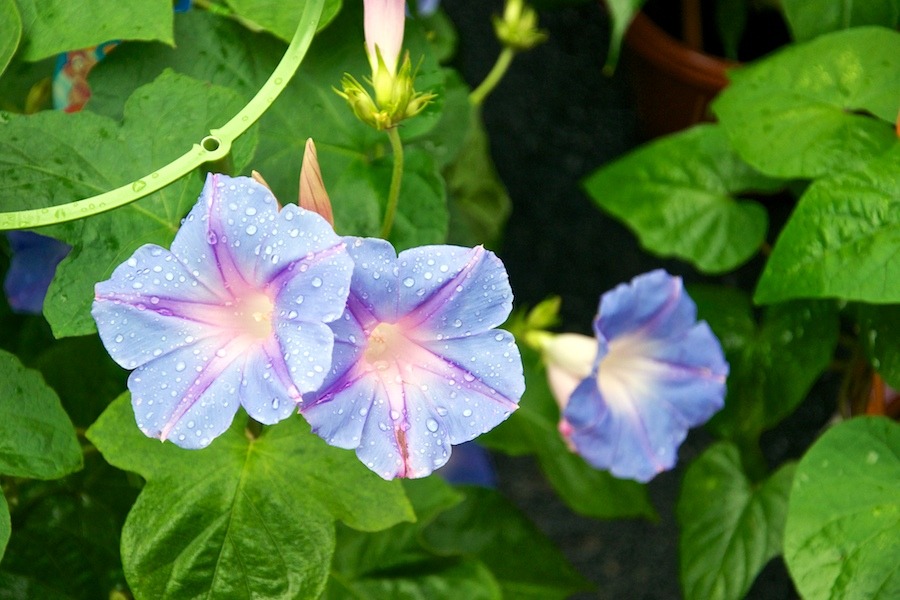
[{"xmin": 0, "ymin": 0, "xmax": 325, "ymax": 232}]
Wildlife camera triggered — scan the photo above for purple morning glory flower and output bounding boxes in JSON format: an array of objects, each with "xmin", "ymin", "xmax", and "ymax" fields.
[
  {"xmin": 92, "ymin": 174, "xmax": 353, "ymax": 449},
  {"xmin": 301, "ymin": 237, "xmax": 524, "ymax": 480},
  {"xmin": 544, "ymin": 270, "xmax": 728, "ymax": 483},
  {"xmin": 3, "ymin": 231, "xmax": 71, "ymax": 315}
]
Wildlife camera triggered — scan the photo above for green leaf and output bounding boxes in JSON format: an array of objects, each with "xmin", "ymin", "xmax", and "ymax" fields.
[
  {"xmin": 86, "ymin": 7, "xmax": 449, "ymax": 250},
  {"xmin": 678, "ymin": 442, "xmax": 795, "ymax": 600},
  {"xmin": 0, "ymin": 0, "xmax": 22, "ymax": 78},
  {"xmin": 781, "ymin": 0, "xmax": 900, "ymax": 42},
  {"xmin": 691, "ymin": 287, "xmax": 839, "ymax": 440},
  {"xmin": 583, "ymin": 124, "xmax": 779, "ymax": 273},
  {"xmin": 784, "ymin": 416, "xmax": 900, "ymax": 600},
  {"xmin": 31, "ymin": 335, "xmax": 126, "ymax": 429},
  {"xmin": 223, "ymin": 0, "xmax": 342, "ymax": 41},
  {"xmin": 603, "ymin": 0, "xmax": 646, "ymax": 72},
  {"xmin": 87, "ymin": 394, "xmax": 413, "ymax": 600},
  {"xmin": 0, "ymin": 572, "xmax": 76, "ymax": 600},
  {"xmin": 327, "ymin": 558, "xmax": 502, "ymax": 600},
  {"xmin": 0, "ymin": 70, "xmax": 258, "ymax": 337},
  {"xmin": 329, "ymin": 147, "xmax": 448, "ymax": 250},
  {"xmin": 1, "ymin": 452, "xmax": 137, "ymax": 597},
  {"xmin": 713, "ymin": 27, "xmax": 900, "ymax": 179},
  {"xmin": 755, "ymin": 145, "xmax": 900, "ymax": 304},
  {"xmin": 481, "ymin": 347, "xmax": 656, "ymax": 520},
  {"xmin": 330, "ymin": 478, "xmax": 463, "ymax": 583},
  {"xmin": 443, "ymin": 104, "xmax": 512, "ymax": 248},
  {"xmin": 0, "ymin": 492, "xmax": 9, "ymax": 561},
  {"xmin": 0, "ymin": 349, "xmax": 81, "ymax": 479},
  {"xmin": 14, "ymin": 0, "xmax": 174, "ymax": 61},
  {"xmin": 421, "ymin": 487, "xmax": 593, "ymax": 600},
  {"xmin": 325, "ymin": 478, "xmax": 502, "ymax": 600},
  {"xmin": 856, "ymin": 303, "xmax": 900, "ymax": 389},
  {"xmin": 417, "ymin": 8, "xmax": 458, "ymax": 63}
]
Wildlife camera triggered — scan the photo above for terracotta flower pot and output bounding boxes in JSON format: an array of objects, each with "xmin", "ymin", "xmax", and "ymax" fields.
[{"xmin": 622, "ymin": 11, "xmax": 736, "ymax": 138}]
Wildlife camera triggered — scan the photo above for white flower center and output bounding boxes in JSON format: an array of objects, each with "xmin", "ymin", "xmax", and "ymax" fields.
[
  {"xmin": 364, "ymin": 322, "xmax": 406, "ymax": 369},
  {"xmin": 232, "ymin": 292, "xmax": 274, "ymax": 340}
]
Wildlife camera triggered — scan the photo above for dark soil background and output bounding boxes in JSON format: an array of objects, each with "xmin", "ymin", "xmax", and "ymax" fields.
[{"xmin": 440, "ymin": 1, "xmax": 827, "ymax": 598}]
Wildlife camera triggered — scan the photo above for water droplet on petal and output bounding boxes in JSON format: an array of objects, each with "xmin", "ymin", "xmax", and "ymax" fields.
[
  {"xmin": 246, "ymin": 224, "xmax": 258, "ymax": 235},
  {"xmin": 426, "ymin": 418, "xmax": 439, "ymax": 432},
  {"xmin": 311, "ymin": 277, "xmax": 323, "ymax": 288},
  {"xmin": 403, "ymin": 277, "xmax": 415, "ymax": 288}
]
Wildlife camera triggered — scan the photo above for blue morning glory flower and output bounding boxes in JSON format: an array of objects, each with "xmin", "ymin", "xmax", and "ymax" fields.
[
  {"xmin": 3, "ymin": 231, "xmax": 71, "ymax": 315},
  {"xmin": 439, "ymin": 441, "xmax": 497, "ymax": 488},
  {"xmin": 409, "ymin": 0, "xmax": 441, "ymax": 17},
  {"xmin": 543, "ymin": 270, "xmax": 728, "ymax": 483},
  {"xmin": 92, "ymin": 174, "xmax": 353, "ymax": 449},
  {"xmin": 301, "ymin": 237, "xmax": 524, "ymax": 480}
]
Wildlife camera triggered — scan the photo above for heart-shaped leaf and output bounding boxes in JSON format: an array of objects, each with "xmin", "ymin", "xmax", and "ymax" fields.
[
  {"xmin": 713, "ymin": 27, "xmax": 900, "ymax": 179},
  {"xmin": 784, "ymin": 417, "xmax": 900, "ymax": 600},
  {"xmin": 678, "ymin": 442, "xmax": 795, "ymax": 600},
  {"xmin": 87, "ymin": 394, "xmax": 413, "ymax": 600},
  {"xmin": 583, "ymin": 125, "xmax": 779, "ymax": 274}
]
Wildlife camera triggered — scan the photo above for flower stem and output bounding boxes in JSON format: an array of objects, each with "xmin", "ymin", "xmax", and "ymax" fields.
[
  {"xmin": 469, "ymin": 47, "xmax": 516, "ymax": 106},
  {"xmin": 0, "ymin": 0, "xmax": 325, "ymax": 232},
  {"xmin": 380, "ymin": 127, "xmax": 405, "ymax": 239}
]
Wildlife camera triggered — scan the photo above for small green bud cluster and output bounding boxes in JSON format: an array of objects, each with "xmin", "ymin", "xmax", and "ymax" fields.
[
  {"xmin": 493, "ymin": 0, "xmax": 547, "ymax": 51},
  {"xmin": 337, "ymin": 47, "xmax": 436, "ymax": 131}
]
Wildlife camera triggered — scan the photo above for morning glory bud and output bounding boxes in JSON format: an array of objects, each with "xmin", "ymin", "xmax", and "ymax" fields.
[
  {"xmin": 336, "ymin": 0, "xmax": 436, "ymax": 130},
  {"xmin": 298, "ymin": 138, "xmax": 334, "ymax": 227},
  {"xmin": 493, "ymin": 0, "xmax": 547, "ymax": 52}
]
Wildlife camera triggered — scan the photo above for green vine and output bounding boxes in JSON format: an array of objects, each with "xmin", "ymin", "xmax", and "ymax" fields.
[{"xmin": 0, "ymin": 0, "xmax": 325, "ymax": 232}]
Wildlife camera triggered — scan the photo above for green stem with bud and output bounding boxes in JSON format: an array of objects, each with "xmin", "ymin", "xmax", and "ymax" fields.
[
  {"xmin": 380, "ymin": 127, "xmax": 405, "ymax": 239},
  {"xmin": 469, "ymin": 47, "xmax": 516, "ymax": 106},
  {"xmin": 0, "ymin": 0, "xmax": 325, "ymax": 232}
]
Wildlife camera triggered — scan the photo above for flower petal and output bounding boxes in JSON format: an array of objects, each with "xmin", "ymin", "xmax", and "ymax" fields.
[
  {"xmin": 129, "ymin": 334, "xmax": 244, "ymax": 449},
  {"xmin": 415, "ymin": 331, "xmax": 523, "ymax": 443},
  {"xmin": 594, "ymin": 269, "xmax": 697, "ymax": 343},
  {"xmin": 397, "ymin": 245, "xmax": 513, "ymax": 338},
  {"xmin": 542, "ymin": 333, "xmax": 597, "ymax": 410},
  {"xmin": 238, "ymin": 337, "xmax": 303, "ymax": 425},
  {"xmin": 341, "ymin": 237, "xmax": 401, "ymax": 324},
  {"xmin": 273, "ymin": 236, "xmax": 354, "ymax": 325},
  {"xmin": 364, "ymin": 0, "xmax": 406, "ymax": 74},
  {"xmin": 304, "ymin": 370, "xmax": 377, "ymax": 450},
  {"xmin": 93, "ymin": 244, "xmax": 227, "ymax": 370},
  {"xmin": 273, "ymin": 318, "xmax": 336, "ymax": 395}
]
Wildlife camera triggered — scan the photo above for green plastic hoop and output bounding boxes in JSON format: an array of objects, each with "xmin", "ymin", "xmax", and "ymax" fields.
[{"xmin": 0, "ymin": 0, "xmax": 325, "ymax": 232}]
